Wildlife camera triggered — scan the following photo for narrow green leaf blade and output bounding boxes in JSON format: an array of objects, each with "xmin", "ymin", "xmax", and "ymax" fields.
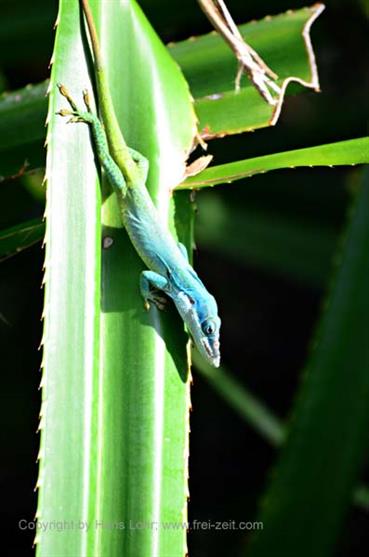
[
  {"xmin": 36, "ymin": 1, "xmax": 102, "ymax": 556},
  {"xmin": 178, "ymin": 137, "xmax": 369, "ymax": 190},
  {"xmin": 247, "ymin": 169, "xmax": 369, "ymax": 557}
]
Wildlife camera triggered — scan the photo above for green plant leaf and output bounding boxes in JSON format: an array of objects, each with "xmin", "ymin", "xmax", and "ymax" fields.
[
  {"xmin": 0, "ymin": 82, "xmax": 47, "ymax": 179},
  {"xmin": 178, "ymin": 137, "xmax": 369, "ymax": 190},
  {"xmin": 247, "ymin": 169, "xmax": 369, "ymax": 557},
  {"xmin": 36, "ymin": 1, "xmax": 196, "ymax": 557},
  {"xmin": 170, "ymin": 4, "xmax": 325, "ymax": 137},
  {"xmin": 0, "ymin": 218, "xmax": 44, "ymax": 261},
  {"xmin": 36, "ymin": 1, "xmax": 102, "ymax": 555}
]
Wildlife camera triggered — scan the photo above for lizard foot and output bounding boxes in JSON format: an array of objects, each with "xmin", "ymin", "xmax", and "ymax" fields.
[
  {"xmin": 144, "ymin": 294, "xmax": 168, "ymax": 312},
  {"xmin": 56, "ymin": 84, "xmax": 94, "ymax": 124}
]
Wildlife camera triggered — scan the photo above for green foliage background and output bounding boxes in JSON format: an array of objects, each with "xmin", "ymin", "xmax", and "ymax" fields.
[{"xmin": 0, "ymin": 1, "xmax": 368, "ymax": 556}]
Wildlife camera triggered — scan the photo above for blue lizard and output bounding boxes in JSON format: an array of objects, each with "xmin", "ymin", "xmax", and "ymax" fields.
[{"xmin": 57, "ymin": 1, "xmax": 221, "ymax": 367}]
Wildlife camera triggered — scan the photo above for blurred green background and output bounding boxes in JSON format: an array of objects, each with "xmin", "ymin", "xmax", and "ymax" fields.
[{"xmin": 0, "ymin": 0, "xmax": 368, "ymax": 555}]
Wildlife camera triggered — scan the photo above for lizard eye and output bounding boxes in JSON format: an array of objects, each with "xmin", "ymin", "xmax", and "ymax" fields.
[{"xmin": 202, "ymin": 320, "xmax": 215, "ymax": 336}]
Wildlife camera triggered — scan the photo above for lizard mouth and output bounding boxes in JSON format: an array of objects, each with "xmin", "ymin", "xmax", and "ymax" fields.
[{"xmin": 201, "ymin": 337, "xmax": 220, "ymax": 368}]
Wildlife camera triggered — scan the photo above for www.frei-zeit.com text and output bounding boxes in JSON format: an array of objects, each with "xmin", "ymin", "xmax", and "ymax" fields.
[{"xmin": 19, "ymin": 519, "xmax": 263, "ymax": 533}]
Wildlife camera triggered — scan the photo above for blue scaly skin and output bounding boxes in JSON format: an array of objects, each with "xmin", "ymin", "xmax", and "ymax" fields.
[{"xmin": 57, "ymin": 85, "xmax": 221, "ymax": 367}]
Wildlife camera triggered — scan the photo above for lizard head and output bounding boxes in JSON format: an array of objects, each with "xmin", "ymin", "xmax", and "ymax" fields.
[
  {"xmin": 180, "ymin": 292, "xmax": 221, "ymax": 367},
  {"xmin": 196, "ymin": 314, "xmax": 221, "ymax": 368}
]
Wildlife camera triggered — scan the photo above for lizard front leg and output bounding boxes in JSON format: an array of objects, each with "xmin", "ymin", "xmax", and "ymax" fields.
[{"xmin": 140, "ymin": 270, "xmax": 169, "ymax": 311}]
